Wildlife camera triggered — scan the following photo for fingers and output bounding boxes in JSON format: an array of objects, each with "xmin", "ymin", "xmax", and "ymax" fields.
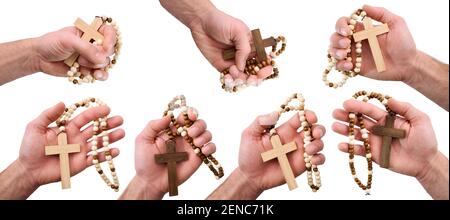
[
  {"xmin": 139, "ymin": 116, "xmax": 171, "ymax": 143},
  {"xmin": 62, "ymin": 34, "xmax": 107, "ymax": 66},
  {"xmin": 332, "ymin": 122, "xmax": 365, "ymax": 140},
  {"xmin": 305, "ymin": 139, "xmax": 324, "ymax": 155},
  {"xmin": 329, "ymin": 47, "xmax": 348, "ymax": 60},
  {"xmin": 343, "ymin": 100, "xmax": 386, "ymax": 121},
  {"xmin": 176, "ymin": 107, "xmax": 199, "ymax": 126},
  {"xmin": 70, "ymin": 106, "xmax": 111, "ymax": 129},
  {"xmin": 81, "ymin": 116, "xmax": 123, "ymax": 139},
  {"xmin": 388, "ymin": 98, "xmax": 425, "ymax": 122},
  {"xmin": 332, "ymin": 109, "xmax": 377, "ymax": 128},
  {"xmin": 193, "ymin": 130, "xmax": 212, "ymax": 147},
  {"xmin": 99, "ymin": 24, "xmax": 117, "ymax": 55},
  {"xmin": 29, "ymin": 102, "xmax": 66, "ymax": 129},
  {"xmin": 231, "ymin": 23, "xmax": 251, "ymax": 72},
  {"xmin": 335, "ymin": 16, "xmax": 351, "ymax": 36},
  {"xmin": 330, "ymin": 32, "xmax": 351, "ymax": 49},
  {"xmin": 363, "ymin": 5, "xmax": 398, "ymax": 25},
  {"xmin": 93, "ymin": 69, "xmax": 109, "ymax": 81},
  {"xmin": 311, "ymin": 124, "xmax": 326, "ymax": 139},
  {"xmin": 86, "ymin": 148, "xmax": 120, "ymax": 166},
  {"xmin": 244, "ymin": 112, "xmax": 280, "ymax": 137},
  {"xmin": 87, "ymin": 128, "xmax": 125, "ymax": 150},
  {"xmin": 187, "ymin": 119, "xmax": 206, "ymax": 138},
  {"xmin": 311, "ymin": 154, "xmax": 326, "ymax": 165},
  {"xmin": 338, "ymin": 142, "xmax": 365, "ymax": 157},
  {"xmin": 278, "ymin": 110, "xmax": 318, "ymax": 132},
  {"xmin": 256, "ymin": 65, "xmax": 274, "ymax": 80},
  {"xmin": 200, "ymin": 142, "xmax": 216, "ymax": 156}
]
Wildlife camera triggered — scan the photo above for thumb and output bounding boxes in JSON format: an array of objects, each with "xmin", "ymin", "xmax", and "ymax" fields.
[
  {"xmin": 62, "ymin": 34, "xmax": 107, "ymax": 67},
  {"xmin": 244, "ymin": 112, "xmax": 279, "ymax": 137},
  {"xmin": 388, "ymin": 99, "xmax": 426, "ymax": 123},
  {"xmin": 30, "ymin": 102, "xmax": 66, "ymax": 130},
  {"xmin": 363, "ymin": 5, "xmax": 398, "ymax": 25},
  {"xmin": 231, "ymin": 24, "xmax": 251, "ymax": 72},
  {"xmin": 140, "ymin": 116, "xmax": 172, "ymax": 143}
]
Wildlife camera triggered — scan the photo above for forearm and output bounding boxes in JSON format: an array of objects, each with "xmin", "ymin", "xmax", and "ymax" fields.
[
  {"xmin": 417, "ymin": 152, "xmax": 449, "ymax": 200},
  {"xmin": 118, "ymin": 176, "xmax": 165, "ymax": 200},
  {"xmin": 207, "ymin": 168, "xmax": 262, "ymax": 200},
  {"xmin": 0, "ymin": 38, "xmax": 40, "ymax": 85},
  {"xmin": 0, "ymin": 160, "xmax": 38, "ymax": 199},
  {"xmin": 159, "ymin": 0, "xmax": 216, "ymax": 28},
  {"xmin": 405, "ymin": 51, "xmax": 449, "ymax": 111}
]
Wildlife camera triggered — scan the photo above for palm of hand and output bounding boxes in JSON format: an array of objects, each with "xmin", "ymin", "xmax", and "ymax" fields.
[
  {"xmin": 368, "ymin": 116, "xmax": 437, "ymax": 177},
  {"xmin": 358, "ymin": 21, "xmax": 416, "ymax": 80},
  {"xmin": 19, "ymin": 123, "xmax": 91, "ymax": 186},
  {"xmin": 135, "ymin": 135, "xmax": 202, "ymax": 193},
  {"xmin": 239, "ymin": 129, "xmax": 306, "ymax": 191}
]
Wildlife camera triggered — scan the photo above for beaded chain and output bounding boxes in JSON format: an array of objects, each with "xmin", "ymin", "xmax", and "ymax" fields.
[
  {"xmin": 56, "ymin": 98, "xmax": 119, "ymax": 192},
  {"xmin": 348, "ymin": 91, "xmax": 394, "ymax": 195},
  {"xmin": 220, "ymin": 36, "xmax": 286, "ymax": 92},
  {"xmin": 67, "ymin": 16, "xmax": 122, "ymax": 85},
  {"xmin": 268, "ymin": 93, "xmax": 321, "ymax": 192},
  {"xmin": 323, "ymin": 9, "xmax": 367, "ymax": 88},
  {"xmin": 163, "ymin": 95, "xmax": 224, "ymax": 179}
]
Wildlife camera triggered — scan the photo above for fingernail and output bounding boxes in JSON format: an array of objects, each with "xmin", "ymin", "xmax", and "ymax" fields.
[
  {"xmin": 235, "ymin": 79, "xmax": 244, "ymax": 86},
  {"xmin": 190, "ymin": 107, "xmax": 199, "ymax": 118},
  {"xmin": 344, "ymin": 62, "xmax": 353, "ymax": 70},
  {"xmin": 336, "ymin": 50, "xmax": 346, "ymax": 59},
  {"xmin": 94, "ymin": 71, "xmax": 104, "ymax": 80},
  {"xmin": 260, "ymin": 112, "xmax": 279, "ymax": 126},
  {"xmin": 247, "ymin": 80, "xmax": 257, "ymax": 87},
  {"xmin": 340, "ymin": 28, "xmax": 348, "ymax": 36}
]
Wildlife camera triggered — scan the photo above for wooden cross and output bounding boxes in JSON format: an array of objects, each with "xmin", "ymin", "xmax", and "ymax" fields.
[
  {"xmin": 222, "ymin": 29, "xmax": 276, "ymax": 62},
  {"xmin": 260, "ymin": 135, "xmax": 298, "ymax": 190},
  {"xmin": 64, "ymin": 17, "xmax": 105, "ymax": 66},
  {"xmin": 45, "ymin": 133, "xmax": 80, "ymax": 189},
  {"xmin": 353, "ymin": 17, "xmax": 390, "ymax": 72},
  {"xmin": 154, "ymin": 140, "xmax": 188, "ymax": 196},
  {"xmin": 372, "ymin": 115, "xmax": 406, "ymax": 168}
]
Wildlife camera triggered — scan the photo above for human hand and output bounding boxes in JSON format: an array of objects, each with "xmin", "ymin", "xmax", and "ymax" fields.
[
  {"xmin": 17, "ymin": 102, "xmax": 125, "ymax": 188},
  {"xmin": 332, "ymin": 98, "xmax": 438, "ymax": 178},
  {"xmin": 330, "ymin": 5, "xmax": 417, "ymax": 81},
  {"xmin": 189, "ymin": 8, "xmax": 273, "ymax": 88},
  {"xmin": 237, "ymin": 111, "xmax": 326, "ymax": 192},
  {"xmin": 133, "ymin": 108, "xmax": 216, "ymax": 197},
  {"xmin": 33, "ymin": 24, "xmax": 117, "ymax": 81}
]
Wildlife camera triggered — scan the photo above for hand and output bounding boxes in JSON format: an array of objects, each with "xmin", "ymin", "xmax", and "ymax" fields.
[
  {"xmin": 330, "ymin": 5, "xmax": 417, "ymax": 81},
  {"xmin": 332, "ymin": 98, "xmax": 438, "ymax": 178},
  {"xmin": 17, "ymin": 102, "xmax": 125, "ymax": 188},
  {"xmin": 133, "ymin": 108, "xmax": 216, "ymax": 197},
  {"xmin": 33, "ymin": 24, "xmax": 117, "ymax": 80},
  {"xmin": 238, "ymin": 111, "xmax": 326, "ymax": 192},
  {"xmin": 189, "ymin": 9, "xmax": 273, "ymax": 88}
]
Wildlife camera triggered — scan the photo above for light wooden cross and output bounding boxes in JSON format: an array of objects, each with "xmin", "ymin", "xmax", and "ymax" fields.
[
  {"xmin": 154, "ymin": 140, "xmax": 188, "ymax": 196},
  {"xmin": 223, "ymin": 29, "xmax": 276, "ymax": 62},
  {"xmin": 353, "ymin": 17, "xmax": 390, "ymax": 72},
  {"xmin": 45, "ymin": 133, "xmax": 80, "ymax": 189},
  {"xmin": 261, "ymin": 135, "xmax": 298, "ymax": 190},
  {"xmin": 64, "ymin": 17, "xmax": 105, "ymax": 66},
  {"xmin": 372, "ymin": 115, "xmax": 406, "ymax": 168}
]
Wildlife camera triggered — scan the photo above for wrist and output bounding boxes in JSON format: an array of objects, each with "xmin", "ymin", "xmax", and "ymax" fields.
[
  {"xmin": 416, "ymin": 152, "xmax": 449, "ymax": 199},
  {"xmin": 186, "ymin": 4, "xmax": 218, "ymax": 30},
  {"xmin": 403, "ymin": 50, "xmax": 426, "ymax": 86},
  {"xmin": 134, "ymin": 175, "xmax": 166, "ymax": 199},
  {"xmin": 208, "ymin": 168, "xmax": 263, "ymax": 200},
  {"xmin": 0, "ymin": 160, "xmax": 39, "ymax": 199},
  {"xmin": 234, "ymin": 167, "xmax": 264, "ymax": 197},
  {"xmin": 25, "ymin": 38, "xmax": 43, "ymax": 75}
]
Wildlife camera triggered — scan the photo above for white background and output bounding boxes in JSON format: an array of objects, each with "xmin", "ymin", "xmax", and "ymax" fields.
[{"xmin": 0, "ymin": 0, "xmax": 448, "ymax": 200}]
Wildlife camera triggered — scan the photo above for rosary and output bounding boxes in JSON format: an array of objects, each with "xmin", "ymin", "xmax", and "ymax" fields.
[
  {"xmin": 260, "ymin": 93, "xmax": 321, "ymax": 192},
  {"xmin": 156, "ymin": 95, "xmax": 224, "ymax": 196},
  {"xmin": 64, "ymin": 16, "xmax": 122, "ymax": 84},
  {"xmin": 221, "ymin": 29, "xmax": 286, "ymax": 92},
  {"xmin": 348, "ymin": 91, "xmax": 405, "ymax": 194},
  {"xmin": 46, "ymin": 98, "xmax": 120, "ymax": 191},
  {"xmin": 323, "ymin": 9, "xmax": 389, "ymax": 88}
]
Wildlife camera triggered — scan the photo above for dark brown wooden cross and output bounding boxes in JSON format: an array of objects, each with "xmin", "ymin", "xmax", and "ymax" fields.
[
  {"xmin": 64, "ymin": 17, "xmax": 105, "ymax": 66},
  {"xmin": 260, "ymin": 135, "xmax": 298, "ymax": 190},
  {"xmin": 45, "ymin": 133, "xmax": 80, "ymax": 189},
  {"xmin": 372, "ymin": 115, "xmax": 406, "ymax": 168},
  {"xmin": 222, "ymin": 29, "xmax": 276, "ymax": 62},
  {"xmin": 352, "ymin": 17, "xmax": 389, "ymax": 72},
  {"xmin": 154, "ymin": 140, "xmax": 188, "ymax": 196}
]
